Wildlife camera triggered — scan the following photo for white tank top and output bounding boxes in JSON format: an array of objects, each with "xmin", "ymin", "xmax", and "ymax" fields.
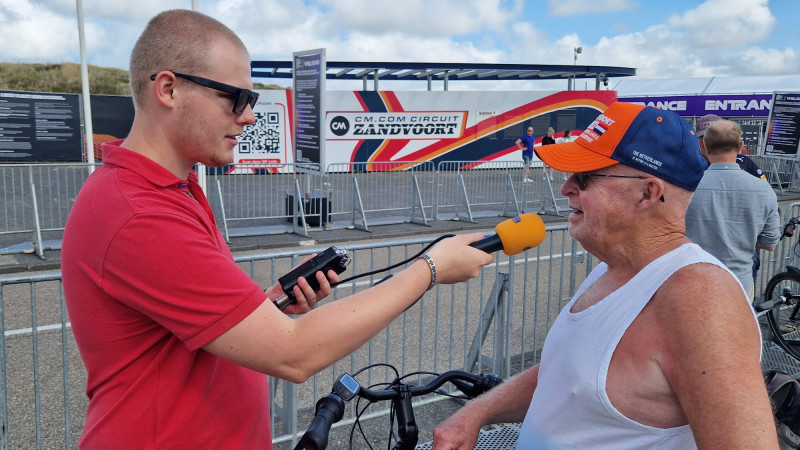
[{"xmin": 516, "ymin": 243, "xmax": 753, "ymax": 449}]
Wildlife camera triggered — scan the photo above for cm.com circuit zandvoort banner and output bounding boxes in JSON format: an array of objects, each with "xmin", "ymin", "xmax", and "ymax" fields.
[{"xmin": 230, "ymin": 89, "xmax": 616, "ymax": 173}]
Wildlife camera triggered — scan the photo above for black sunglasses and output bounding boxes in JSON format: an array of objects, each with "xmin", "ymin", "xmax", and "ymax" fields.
[
  {"xmin": 150, "ymin": 71, "xmax": 259, "ymax": 115},
  {"xmin": 573, "ymin": 172, "xmax": 665, "ymax": 202}
]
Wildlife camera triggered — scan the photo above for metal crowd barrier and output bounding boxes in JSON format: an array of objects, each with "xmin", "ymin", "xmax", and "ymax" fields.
[
  {"xmin": 432, "ymin": 160, "xmax": 572, "ymax": 221},
  {"xmin": 0, "ymin": 224, "xmax": 596, "ymax": 449},
  {"xmin": 1, "ymin": 161, "xmax": 576, "ymax": 257},
  {"xmin": 751, "ymin": 155, "xmax": 800, "ymax": 195},
  {"xmin": 757, "ymin": 201, "xmax": 800, "ymax": 299},
  {"xmin": 436, "ymin": 160, "xmax": 527, "ymax": 221},
  {"xmin": 2, "ymin": 191, "xmax": 797, "ymax": 448},
  {"xmin": 206, "ymin": 163, "xmax": 324, "ymax": 240},
  {"xmin": 0, "ymin": 164, "xmax": 97, "ymax": 258},
  {"xmin": 324, "ymin": 161, "xmax": 436, "ymax": 231}
]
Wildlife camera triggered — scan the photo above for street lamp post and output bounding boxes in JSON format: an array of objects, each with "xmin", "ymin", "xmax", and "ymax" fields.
[{"xmin": 570, "ymin": 46, "xmax": 582, "ymax": 91}]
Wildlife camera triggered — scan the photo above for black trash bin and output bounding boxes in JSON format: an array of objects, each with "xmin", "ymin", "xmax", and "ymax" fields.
[{"xmin": 285, "ymin": 193, "xmax": 331, "ymax": 226}]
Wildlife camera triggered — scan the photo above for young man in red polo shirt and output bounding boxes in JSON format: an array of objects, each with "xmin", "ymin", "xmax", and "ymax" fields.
[{"xmin": 62, "ymin": 10, "xmax": 492, "ymax": 449}]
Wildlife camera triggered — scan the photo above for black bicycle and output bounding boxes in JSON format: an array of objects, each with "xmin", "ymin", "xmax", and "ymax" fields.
[
  {"xmin": 757, "ymin": 216, "xmax": 800, "ymax": 361},
  {"xmin": 293, "ymin": 364, "xmax": 505, "ymax": 450}
]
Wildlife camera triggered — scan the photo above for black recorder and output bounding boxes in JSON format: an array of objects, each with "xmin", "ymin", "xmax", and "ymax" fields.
[{"xmin": 273, "ymin": 246, "xmax": 352, "ymax": 311}]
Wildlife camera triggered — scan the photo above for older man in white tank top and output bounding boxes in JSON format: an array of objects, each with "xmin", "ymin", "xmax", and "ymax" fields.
[{"xmin": 432, "ymin": 102, "xmax": 778, "ymax": 449}]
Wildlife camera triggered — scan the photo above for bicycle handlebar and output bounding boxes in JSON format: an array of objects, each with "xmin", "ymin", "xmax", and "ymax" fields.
[
  {"xmin": 355, "ymin": 370, "xmax": 502, "ymax": 402},
  {"xmin": 783, "ymin": 217, "xmax": 800, "ymax": 239},
  {"xmin": 297, "ymin": 394, "xmax": 345, "ymax": 450},
  {"xmin": 294, "ymin": 370, "xmax": 502, "ymax": 450},
  {"xmin": 756, "ymin": 281, "xmax": 796, "ymax": 315}
]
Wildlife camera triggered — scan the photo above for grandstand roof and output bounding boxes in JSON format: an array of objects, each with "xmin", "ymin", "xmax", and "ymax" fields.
[{"xmin": 251, "ymin": 61, "xmax": 636, "ymax": 85}]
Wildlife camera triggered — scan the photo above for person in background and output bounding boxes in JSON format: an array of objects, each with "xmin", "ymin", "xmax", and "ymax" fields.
[
  {"xmin": 516, "ymin": 126, "xmax": 536, "ymax": 182},
  {"xmin": 555, "ymin": 128, "xmax": 576, "ymax": 144},
  {"xmin": 542, "ymin": 127, "xmax": 556, "ymax": 145},
  {"xmin": 61, "ymin": 10, "xmax": 493, "ymax": 449},
  {"xmin": 541, "ymin": 127, "xmax": 557, "ymax": 179},
  {"xmin": 696, "ymin": 114, "xmax": 766, "ymax": 179},
  {"xmin": 685, "ymin": 119, "xmax": 780, "ymax": 300},
  {"xmin": 696, "ymin": 114, "xmax": 770, "ymax": 284},
  {"xmin": 432, "ymin": 102, "xmax": 777, "ymax": 449}
]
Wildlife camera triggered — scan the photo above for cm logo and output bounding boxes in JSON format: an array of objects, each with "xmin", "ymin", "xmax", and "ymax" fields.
[{"xmin": 330, "ymin": 116, "xmax": 350, "ymax": 136}]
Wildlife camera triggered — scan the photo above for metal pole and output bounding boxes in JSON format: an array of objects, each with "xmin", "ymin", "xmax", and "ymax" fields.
[
  {"xmin": 191, "ymin": 0, "xmax": 208, "ymax": 193},
  {"xmin": 571, "ymin": 46, "xmax": 582, "ymax": 92},
  {"xmin": 572, "ymin": 49, "xmax": 576, "ymax": 91},
  {"xmin": 75, "ymin": 0, "xmax": 95, "ymax": 173}
]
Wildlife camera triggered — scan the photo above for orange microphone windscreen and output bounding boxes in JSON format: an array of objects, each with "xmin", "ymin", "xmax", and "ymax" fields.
[{"xmin": 495, "ymin": 213, "xmax": 547, "ymax": 255}]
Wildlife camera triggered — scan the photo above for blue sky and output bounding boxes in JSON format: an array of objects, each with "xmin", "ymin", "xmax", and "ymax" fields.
[{"xmin": 1, "ymin": 0, "xmax": 797, "ymax": 90}]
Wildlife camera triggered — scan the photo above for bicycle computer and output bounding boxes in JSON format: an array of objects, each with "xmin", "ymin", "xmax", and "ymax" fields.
[{"xmin": 333, "ymin": 373, "xmax": 361, "ymax": 401}]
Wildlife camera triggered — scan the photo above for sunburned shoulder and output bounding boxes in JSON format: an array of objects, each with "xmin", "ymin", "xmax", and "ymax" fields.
[
  {"xmin": 649, "ymin": 262, "xmax": 749, "ymax": 317},
  {"xmin": 640, "ymin": 262, "xmax": 758, "ymax": 353}
]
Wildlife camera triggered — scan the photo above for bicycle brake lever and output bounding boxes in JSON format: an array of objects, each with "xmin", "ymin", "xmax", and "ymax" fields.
[{"xmin": 450, "ymin": 374, "xmax": 503, "ymax": 398}]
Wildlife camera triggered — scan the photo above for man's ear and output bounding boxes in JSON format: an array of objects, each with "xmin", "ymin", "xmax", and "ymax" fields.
[
  {"xmin": 639, "ymin": 178, "xmax": 666, "ymax": 208},
  {"xmin": 151, "ymin": 72, "xmax": 177, "ymax": 110}
]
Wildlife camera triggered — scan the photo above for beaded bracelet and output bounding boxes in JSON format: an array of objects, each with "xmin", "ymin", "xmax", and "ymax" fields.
[{"xmin": 417, "ymin": 254, "xmax": 437, "ymax": 290}]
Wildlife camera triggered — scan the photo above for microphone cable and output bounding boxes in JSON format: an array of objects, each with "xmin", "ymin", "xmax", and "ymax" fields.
[{"xmin": 329, "ymin": 234, "xmax": 455, "ymax": 289}]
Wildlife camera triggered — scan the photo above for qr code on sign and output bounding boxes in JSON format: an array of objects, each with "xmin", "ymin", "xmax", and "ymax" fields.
[{"xmin": 238, "ymin": 112, "xmax": 281, "ymax": 154}]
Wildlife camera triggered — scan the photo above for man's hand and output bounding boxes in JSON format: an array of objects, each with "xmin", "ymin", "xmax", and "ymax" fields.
[
  {"xmin": 265, "ymin": 254, "xmax": 340, "ymax": 314},
  {"xmin": 432, "ymin": 409, "xmax": 483, "ymax": 450}
]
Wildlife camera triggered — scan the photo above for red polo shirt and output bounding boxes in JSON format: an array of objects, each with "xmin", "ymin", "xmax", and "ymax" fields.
[{"xmin": 62, "ymin": 141, "xmax": 271, "ymax": 449}]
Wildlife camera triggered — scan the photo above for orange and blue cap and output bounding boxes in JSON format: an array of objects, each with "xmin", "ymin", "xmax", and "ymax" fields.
[{"xmin": 534, "ymin": 102, "xmax": 708, "ymax": 191}]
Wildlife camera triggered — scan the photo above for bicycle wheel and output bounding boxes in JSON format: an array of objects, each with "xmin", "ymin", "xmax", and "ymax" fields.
[{"xmin": 765, "ymin": 272, "xmax": 800, "ymax": 361}]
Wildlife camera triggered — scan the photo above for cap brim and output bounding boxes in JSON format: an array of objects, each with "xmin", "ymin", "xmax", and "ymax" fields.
[{"xmin": 534, "ymin": 140, "xmax": 619, "ymax": 173}]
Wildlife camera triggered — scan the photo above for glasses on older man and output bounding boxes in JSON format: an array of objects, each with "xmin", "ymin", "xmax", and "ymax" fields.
[
  {"xmin": 149, "ymin": 71, "xmax": 259, "ymax": 115},
  {"xmin": 573, "ymin": 172, "xmax": 665, "ymax": 202}
]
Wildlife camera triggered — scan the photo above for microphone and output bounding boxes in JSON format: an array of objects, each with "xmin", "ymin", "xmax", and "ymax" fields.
[{"xmin": 470, "ymin": 213, "xmax": 546, "ymax": 255}]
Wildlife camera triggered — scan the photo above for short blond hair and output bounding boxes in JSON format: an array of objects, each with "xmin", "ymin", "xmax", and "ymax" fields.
[{"xmin": 128, "ymin": 9, "xmax": 249, "ymax": 109}]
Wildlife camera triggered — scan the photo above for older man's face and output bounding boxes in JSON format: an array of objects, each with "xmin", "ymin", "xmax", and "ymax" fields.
[{"xmin": 561, "ymin": 165, "xmax": 646, "ymax": 251}]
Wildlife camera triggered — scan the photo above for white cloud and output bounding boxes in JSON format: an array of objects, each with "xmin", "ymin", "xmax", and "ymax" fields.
[
  {"xmin": 0, "ymin": 0, "xmax": 79, "ymax": 61},
  {"xmin": 540, "ymin": 0, "xmax": 795, "ymax": 80},
  {"xmin": 666, "ymin": 0, "xmax": 775, "ymax": 48},
  {"xmin": 2, "ymin": 0, "xmax": 796, "ymax": 84},
  {"xmin": 318, "ymin": 0, "xmax": 521, "ymax": 37},
  {"xmin": 0, "ymin": 0, "xmax": 194, "ymax": 66},
  {"xmin": 736, "ymin": 46, "xmax": 800, "ymax": 75},
  {"xmin": 588, "ymin": 25, "xmax": 715, "ymax": 78},
  {"xmin": 223, "ymin": 0, "xmax": 521, "ymax": 63},
  {"xmin": 549, "ymin": 0, "xmax": 639, "ymax": 18}
]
